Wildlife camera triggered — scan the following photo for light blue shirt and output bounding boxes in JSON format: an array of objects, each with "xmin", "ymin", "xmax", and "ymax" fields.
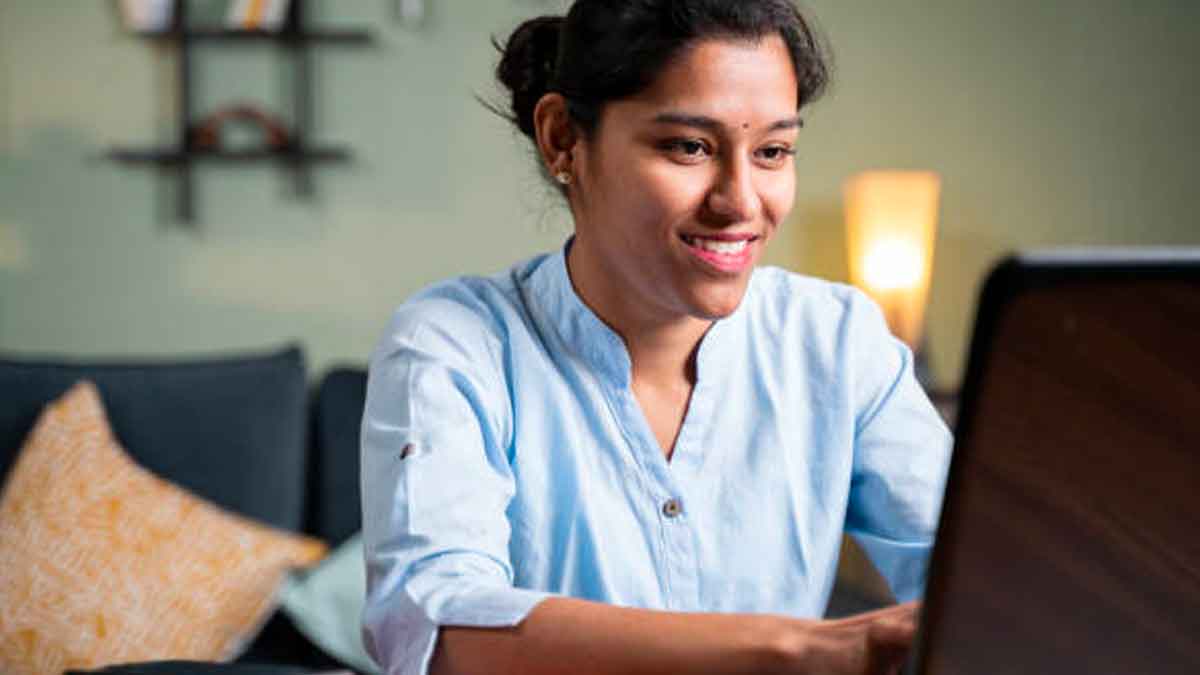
[{"xmin": 360, "ymin": 241, "xmax": 952, "ymax": 675}]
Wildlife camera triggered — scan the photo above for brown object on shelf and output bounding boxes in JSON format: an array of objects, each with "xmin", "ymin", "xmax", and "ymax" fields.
[{"xmin": 189, "ymin": 104, "xmax": 291, "ymax": 151}]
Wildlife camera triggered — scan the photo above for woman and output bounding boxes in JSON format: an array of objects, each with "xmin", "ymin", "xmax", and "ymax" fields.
[{"xmin": 361, "ymin": 1, "xmax": 952, "ymax": 674}]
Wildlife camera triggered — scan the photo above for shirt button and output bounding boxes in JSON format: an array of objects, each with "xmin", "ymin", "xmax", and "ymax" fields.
[{"xmin": 662, "ymin": 497, "xmax": 683, "ymax": 518}]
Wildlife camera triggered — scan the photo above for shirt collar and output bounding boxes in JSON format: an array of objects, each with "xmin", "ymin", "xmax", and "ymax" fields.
[{"xmin": 526, "ymin": 237, "xmax": 745, "ymax": 389}]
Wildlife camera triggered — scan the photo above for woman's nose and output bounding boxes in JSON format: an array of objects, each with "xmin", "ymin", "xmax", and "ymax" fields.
[{"xmin": 705, "ymin": 158, "xmax": 760, "ymax": 224}]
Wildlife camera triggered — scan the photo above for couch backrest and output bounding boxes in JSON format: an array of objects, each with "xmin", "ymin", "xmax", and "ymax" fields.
[
  {"xmin": 307, "ymin": 367, "xmax": 365, "ymax": 546},
  {"xmin": 0, "ymin": 346, "xmax": 311, "ymax": 533}
]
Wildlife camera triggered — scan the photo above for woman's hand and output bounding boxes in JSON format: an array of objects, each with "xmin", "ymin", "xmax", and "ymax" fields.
[{"xmin": 777, "ymin": 601, "xmax": 920, "ymax": 675}]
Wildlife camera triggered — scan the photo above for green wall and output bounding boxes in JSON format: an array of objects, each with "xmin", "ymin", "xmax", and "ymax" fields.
[{"xmin": 1, "ymin": 1, "xmax": 1197, "ymax": 387}]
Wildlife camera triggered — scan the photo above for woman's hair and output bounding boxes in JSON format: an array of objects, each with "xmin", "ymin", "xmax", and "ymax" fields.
[{"xmin": 491, "ymin": 0, "xmax": 829, "ymax": 143}]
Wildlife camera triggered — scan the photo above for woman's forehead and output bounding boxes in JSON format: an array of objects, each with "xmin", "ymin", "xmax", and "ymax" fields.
[{"xmin": 620, "ymin": 36, "xmax": 800, "ymax": 128}]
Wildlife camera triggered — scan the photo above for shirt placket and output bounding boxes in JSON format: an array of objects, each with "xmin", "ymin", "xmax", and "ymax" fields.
[
  {"xmin": 665, "ymin": 373, "xmax": 716, "ymax": 612},
  {"xmin": 614, "ymin": 388, "xmax": 702, "ymax": 612}
]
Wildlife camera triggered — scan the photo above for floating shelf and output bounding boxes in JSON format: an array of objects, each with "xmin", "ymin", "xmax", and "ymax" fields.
[
  {"xmin": 107, "ymin": 146, "xmax": 354, "ymax": 165},
  {"xmin": 108, "ymin": 1, "xmax": 372, "ymax": 224},
  {"xmin": 136, "ymin": 28, "xmax": 372, "ymax": 44}
]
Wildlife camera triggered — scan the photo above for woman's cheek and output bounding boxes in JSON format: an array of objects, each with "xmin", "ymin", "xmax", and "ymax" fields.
[
  {"xmin": 645, "ymin": 166, "xmax": 714, "ymax": 216},
  {"xmin": 763, "ymin": 175, "xmax": 796, "ymax": 226}
]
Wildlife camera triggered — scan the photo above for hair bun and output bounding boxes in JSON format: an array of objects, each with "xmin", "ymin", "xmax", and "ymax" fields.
[{"xmin": 495, "ymin": 16, "xmax": 564, "ymax": 140}]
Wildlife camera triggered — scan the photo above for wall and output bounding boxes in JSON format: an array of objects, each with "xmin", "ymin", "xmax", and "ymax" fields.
[
  {"xmin": 1, "ymin": 1, "xmax": 1197, "ymax": 386},
  {"xmin": 793, "ymin": 0, "xmax": 1200, "ymax": 385}
]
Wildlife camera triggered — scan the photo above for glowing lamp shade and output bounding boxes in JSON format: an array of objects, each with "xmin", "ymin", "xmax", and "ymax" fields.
[{"xmin": 844, "ymin": 171, "xmax": 941, "ymax": 351}]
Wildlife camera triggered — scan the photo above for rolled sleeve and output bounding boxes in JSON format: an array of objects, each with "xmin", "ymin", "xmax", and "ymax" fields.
[
  {"xmin": 362, "ymin": 554, "xmax": 551, "ymax": 675},
  {"xmin": 844, "ymin": 291, "xmax": 953, "ymax": 602},
  {"xmin": 360, "ymin": 303, "xmax": 553, "ymax": 675}
]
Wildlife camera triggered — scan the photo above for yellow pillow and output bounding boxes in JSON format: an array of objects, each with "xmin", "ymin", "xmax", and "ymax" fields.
[{"xmin": 0, "ymin": 381, "xmax": 328, "ymax": 675}]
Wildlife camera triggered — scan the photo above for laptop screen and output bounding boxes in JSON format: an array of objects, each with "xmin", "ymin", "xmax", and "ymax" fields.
[{"xmin": 911, "ymin": 253, "xmax": 1200, "ymax": 674}]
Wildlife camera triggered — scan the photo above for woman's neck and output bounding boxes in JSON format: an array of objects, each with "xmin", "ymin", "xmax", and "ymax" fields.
[{"xmin": 566, "ymin": 240, "xmax": 710, "ymax": 386}]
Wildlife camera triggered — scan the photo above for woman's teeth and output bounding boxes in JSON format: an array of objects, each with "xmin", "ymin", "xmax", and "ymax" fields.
[{"xmin": 683, "ymin": 236, "xmax": 750, "ymax": 254}]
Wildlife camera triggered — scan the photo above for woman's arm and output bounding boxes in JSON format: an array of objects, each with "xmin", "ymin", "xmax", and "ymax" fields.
[
  {"xmin": 433, "ymin": 596, "xmax": 919, "ymax": 675},
  {"xmin": 844, "ymin": 290, "xmax": 954, "ymax": 602}
]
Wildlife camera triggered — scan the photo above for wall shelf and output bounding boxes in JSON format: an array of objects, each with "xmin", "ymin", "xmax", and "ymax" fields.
[
  {"xmin": 107, "ymin": 1, "xmax": 372, "ymax": 224},
  {"xmin": 107, "ymin": 146, "xmax": 353, "ymax": 165},
  {"xmin": 136, "ymin": 28, "xmax": 372, "ymax": 44}
]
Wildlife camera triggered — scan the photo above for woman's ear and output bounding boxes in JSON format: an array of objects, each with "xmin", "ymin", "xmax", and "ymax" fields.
[{"xmin": 532, "ymin": 93, "xmax": 578, "ymax": 179}]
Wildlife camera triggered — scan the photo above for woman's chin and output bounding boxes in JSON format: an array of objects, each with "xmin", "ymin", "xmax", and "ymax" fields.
[{"xmin": 686, "ymin": 280, "xmax": 750, "ymax": 320}]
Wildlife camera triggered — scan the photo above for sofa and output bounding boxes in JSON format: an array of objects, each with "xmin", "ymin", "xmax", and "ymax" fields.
[{"xmin": 0, "ymin": 345, "xmax": 370, "ymax": 673}]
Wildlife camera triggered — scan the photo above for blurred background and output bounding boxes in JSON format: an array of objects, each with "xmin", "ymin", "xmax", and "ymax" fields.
[{"xmin": 1, "ymin": 1, "xmax": 1198, "ymax": 389}]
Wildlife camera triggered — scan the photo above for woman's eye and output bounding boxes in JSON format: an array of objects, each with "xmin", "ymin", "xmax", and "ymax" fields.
[
  {"xmin": 663, "ymin": 139, "xmax": 711, "ymax": 162},
  {"xmin": 757, "ymin": 146, "xmax": 797, "ymax": 165}
]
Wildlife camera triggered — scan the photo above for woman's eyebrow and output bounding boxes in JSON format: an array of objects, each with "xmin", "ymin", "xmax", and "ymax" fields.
[
  {"xmin": 768, "ymin": 115, "xmax": 804, "ymax": 131},
  {"xmin": 652, "ymin": 112, "xmax": 804, "ymax": 132}
]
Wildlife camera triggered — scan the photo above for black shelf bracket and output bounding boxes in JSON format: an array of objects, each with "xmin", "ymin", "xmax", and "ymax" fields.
[{"xmin": 106, "ymin": 0, "xmax": 373, "ymax": 224}]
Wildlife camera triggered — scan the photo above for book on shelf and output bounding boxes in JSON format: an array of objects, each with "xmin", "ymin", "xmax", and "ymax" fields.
[{"xmin": 226, "ymin": 0, "xmax": 292, "ymax": 32}]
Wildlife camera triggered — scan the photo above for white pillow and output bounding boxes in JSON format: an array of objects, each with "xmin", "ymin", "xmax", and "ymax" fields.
[{"xmin": 279, "ymin": 533, "xmax": 380, "ymax": 675}]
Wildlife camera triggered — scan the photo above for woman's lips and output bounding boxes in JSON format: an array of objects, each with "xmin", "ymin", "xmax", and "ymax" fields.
[{"xmin": 680, "ymin": 234, "xmax": 758, "ymax": 273}]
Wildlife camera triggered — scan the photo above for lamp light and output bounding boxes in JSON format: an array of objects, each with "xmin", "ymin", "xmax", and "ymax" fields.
[{"xmin": 844, "ymin": 170, "xmax": 941, "ymax": 376}]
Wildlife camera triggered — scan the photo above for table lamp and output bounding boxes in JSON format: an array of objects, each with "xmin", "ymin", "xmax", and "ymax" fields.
[{"xmin": 844, "ymin": 170, "xmax": 941, "ymax": 385}]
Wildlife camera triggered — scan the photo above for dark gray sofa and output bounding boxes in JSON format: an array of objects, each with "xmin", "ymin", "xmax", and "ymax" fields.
[{"xmin": 0, "ymin": 345, "xmax": 368, "ymax": 673}]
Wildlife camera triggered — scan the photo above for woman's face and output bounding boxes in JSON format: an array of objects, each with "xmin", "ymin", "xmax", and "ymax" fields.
[{"xmin": 568, "ymin": 34, "xmax": 800, "ymax": 325}]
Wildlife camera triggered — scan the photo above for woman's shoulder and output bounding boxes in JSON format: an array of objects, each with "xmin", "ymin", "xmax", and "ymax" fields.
[
  {"xmin": 747, "ymin": 266, "xmax": 908, "ymax": 378},
  {"xmin": 372, "ymin": 253, "xmax": 552, "ymax": 365},
  {"xmin": 746, "ymin": 265, "xmax": 878, "ymax": 328}
]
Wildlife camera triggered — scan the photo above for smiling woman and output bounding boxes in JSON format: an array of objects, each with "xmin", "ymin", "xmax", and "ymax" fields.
[
  {"xmin": 360, "ymin": 2, "xmax": 953, "ymax": 675},
  {"xmin": 544, "ymin": 36, "xmax": 800, "ymax": 326},
  {"xmin": 536, "ymin": 35, "xmax": 807, "ymax": 455}
]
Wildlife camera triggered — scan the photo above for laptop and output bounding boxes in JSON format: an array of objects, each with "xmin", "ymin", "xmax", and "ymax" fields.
[{"xmin": 906, "ymin": 248, "xmax": 1200, "ymax": 674}]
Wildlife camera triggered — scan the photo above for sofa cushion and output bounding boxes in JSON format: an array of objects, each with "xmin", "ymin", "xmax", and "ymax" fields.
[
  {"xmin": 0, "ymin": 382, "xmax": 327, "ymax": 674},
  {"xmin": 309, "ymin": 368, "xmax": 366, "ymax": 546},
  {"xmin": 279, "ymin": 532, "xmax": 378, "ymax": 674},
  {"xmin": 0, "ymin": 345, "xmax": 309, "ymax": 532}
]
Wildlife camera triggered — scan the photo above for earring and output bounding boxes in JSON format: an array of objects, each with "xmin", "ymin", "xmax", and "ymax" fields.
[{"xmin": 555, "ymin": 171, "xmax": 572, "ymax": 186}]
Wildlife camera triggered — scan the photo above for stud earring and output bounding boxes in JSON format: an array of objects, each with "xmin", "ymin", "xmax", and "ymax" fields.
[{"xmin": 555, "ymin": 171, "xmax": 572, "ymax": 186}]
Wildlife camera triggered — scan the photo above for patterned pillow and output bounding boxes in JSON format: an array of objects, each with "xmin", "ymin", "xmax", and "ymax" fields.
[{"xmin": 0, "ymin": 382, "xmax": 328, "ymax": 675}]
